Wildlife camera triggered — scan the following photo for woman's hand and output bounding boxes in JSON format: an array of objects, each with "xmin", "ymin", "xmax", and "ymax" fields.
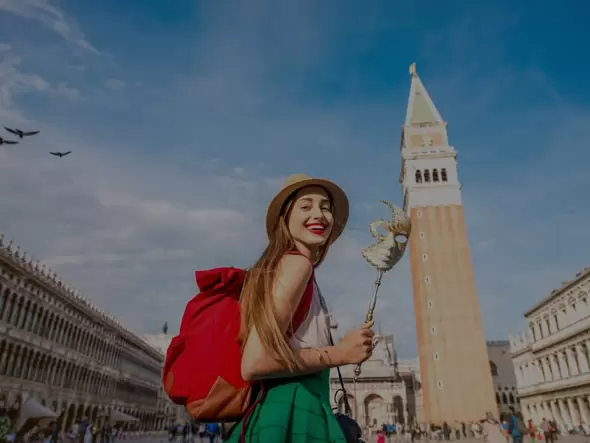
[{"xmin": 336, "ymin": 321, "xmax": 375, "ymax": 365}]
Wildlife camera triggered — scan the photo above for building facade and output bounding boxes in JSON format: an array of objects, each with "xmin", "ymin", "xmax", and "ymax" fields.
[
  {"xmin": 510, "ymin": 267, "xmax": 590, "ymax": 431},
  {"xmin": 0, "ymin": 234, "xmax": 170, "ymax": 432},
  {"xmin": 329, "ymin": 334, "xmax": 422, "ymax": 432},
  {"xmin": 399, "ymin": 63, "xmax": 497, "ymax": 423},
  {"xmin": 142, "ymin": 332, "xmax": 190, "ymax": 425},
  {"xmin": 487, "ymin": 340, "xmax": 519, "ymax": 416}
]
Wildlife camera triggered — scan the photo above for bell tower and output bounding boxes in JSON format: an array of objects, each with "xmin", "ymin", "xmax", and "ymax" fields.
[{"xmin": 400, "ymin": 63, "xmax": 497, "ymax": 423}]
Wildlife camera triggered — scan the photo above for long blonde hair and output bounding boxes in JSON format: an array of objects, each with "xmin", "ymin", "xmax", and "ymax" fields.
[{"xmin": 238, "ymin": 193, "xmax": 332, "ymax": 371}]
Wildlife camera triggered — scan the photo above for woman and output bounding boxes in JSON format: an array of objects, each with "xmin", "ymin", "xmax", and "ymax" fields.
[
  {"xmin": 225, "ymin": 174, "xmax": 380, "ymax": 443},
  {"xmin": 481, "ymin": 412, "xmax": 506, "ymax": 443}
]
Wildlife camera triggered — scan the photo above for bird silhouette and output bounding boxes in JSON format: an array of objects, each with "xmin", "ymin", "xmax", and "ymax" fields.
[
  {"xmin": 49, "ymin": 151, "xmax": 72, "ymax": 158},
  {"xmin": 0, "ymin": 137, "xmax": 18, "ymax": 145},
  {"xmin": 4, "ymin": 127, "xmax": 40, "ymax": 138}
]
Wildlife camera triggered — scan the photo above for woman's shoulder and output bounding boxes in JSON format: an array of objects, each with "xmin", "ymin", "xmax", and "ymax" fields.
[{"xmin": 277, "ymin": 252, "xmax": 313, "ymax": 280}]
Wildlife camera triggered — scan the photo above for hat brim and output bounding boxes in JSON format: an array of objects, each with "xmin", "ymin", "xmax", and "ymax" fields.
[{"xmin": 266, "ymin": 178, "xmax": 349, "ymax": 244}]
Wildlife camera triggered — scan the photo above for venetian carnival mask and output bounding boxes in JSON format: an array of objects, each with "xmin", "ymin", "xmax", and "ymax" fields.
[{"xmin": 361, "ymin": 200, "xmax": 411, "ymax": 272}]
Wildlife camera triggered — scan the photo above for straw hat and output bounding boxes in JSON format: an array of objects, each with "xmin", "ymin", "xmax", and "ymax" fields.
[{"xmin": 266, "ymin": 173, "xmax": 349, "ymax": 244}]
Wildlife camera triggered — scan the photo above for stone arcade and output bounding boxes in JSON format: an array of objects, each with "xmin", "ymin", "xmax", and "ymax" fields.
[
  {"xmin": 511, "ymin": 267, "xmax": 590, "ymax": 431},
  {"xmin": 0, "ymin": 234, "xmax": 180, "ymax": 432}
]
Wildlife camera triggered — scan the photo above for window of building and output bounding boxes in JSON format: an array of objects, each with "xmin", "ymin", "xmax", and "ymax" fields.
[
  {"xmin": 424, "ymin": 169, "xmax": 431, "ymax": 183},
  {"xmin": 490, "ymin": 361, "xmax": 498, "ymax": 376},
  {"xmin": 553, "ymin": 314, "xmax": 560, "ymax": 331},
  {"xmin": 422, "ymin": 253, "xmax": 428, "ymax": 262},
  {"xmin": 424, "ymin": 276, "xmax": 431, "ymax": 284},
  {"xmin": 433, "ymin": 352, "xmax": 440, "ymax": 360},
  {"xmin": 417, "ymin": 210, "xmax": 423, "ymax": 218},
  {"xmin": 441, "ymin": 168, "xmax": 448, "ymax": 182},
  {"xmin": 437, "ymin": 380, "xmax": 444, "ymax": 390},
  {"xmin": 430, "ymin": 326, "xmax": 436, "ymax": 335},
  {"xmin": 502, "ymin": 393, "xmax": 508, "ymax": 404},
  {"xmin": 415, "ymin": 170, "xmax": 422, "ymax": 184},
  {"xmin": 427, "ymin": 300, "xmax": 434, "ymax": 308},
  {"xmin": 496, "ymin": 393, "xmax": 501, "ymax": 404},
  {"xmin": 419, "ymin": 231, "xmax": 425, "ymax": 239},
  {"xmin": 433, "ymin": 169, "xmax": 439, "ymax": 182},
  {"xmin": 509, "ymin": 393, "xmax": 515, "ymax": 404}
]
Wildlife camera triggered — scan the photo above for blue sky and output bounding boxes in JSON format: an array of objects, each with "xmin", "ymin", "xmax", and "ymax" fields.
[{"xmin": 0, "ymin": 0, "xmax": 589, "ymax": 357}]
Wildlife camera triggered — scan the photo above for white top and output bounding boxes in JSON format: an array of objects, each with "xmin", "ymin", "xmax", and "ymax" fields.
[{"xmin": 289, "ymin": 281, "xmax": 331, "ymax": 349}]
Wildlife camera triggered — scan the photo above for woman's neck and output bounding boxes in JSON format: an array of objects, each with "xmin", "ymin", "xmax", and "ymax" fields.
[{"xmin": 293, "ymin": 241, "xmax": 317, "ymax": 262}]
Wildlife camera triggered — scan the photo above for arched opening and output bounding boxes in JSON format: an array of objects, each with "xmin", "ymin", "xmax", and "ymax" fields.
[
  {"xmin": 415, "ymin": 170, "xmax": 422, "ymax": 183},
  {"xmin": 490, "ymin": 361, "xmax": 498, "ymax": 376},
  {"xmin": 424, "ymin": 170, "xmax": 431, "ymax": 183},
  {"xmin": 393, "ymin": 395, "xmax": 405, "ymax": 425},
  {"xmin": 364, "ymin": 394, "xmax": 386, "ymax": 428},
  {"xmin": 441, "ymin": 168, "xmax": 448, "ymax": 182},
  {"xmin": 433, "ymin": 169, "xmax": 439, "ymax": 182}
]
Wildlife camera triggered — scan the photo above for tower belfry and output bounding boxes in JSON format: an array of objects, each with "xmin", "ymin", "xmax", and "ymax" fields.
[{"xmin": 400, "ymin": 64, "xmax": 497, "ymax": 423}]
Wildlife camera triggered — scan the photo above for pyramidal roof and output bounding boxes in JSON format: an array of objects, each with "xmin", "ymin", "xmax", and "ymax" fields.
[{"xmin": 404, "ymin": 63, "xmax": 444, "ymax": 126}]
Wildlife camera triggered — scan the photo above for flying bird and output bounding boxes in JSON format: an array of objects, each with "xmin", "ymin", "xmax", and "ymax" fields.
[
  {"xmin": 0, "ymin": 137, "xmax": 18, "ymax": 145},
  {"xmin": 4, "ymin": 127, "xmax": 40, "ymax": 138},
  {"xmin": 49, "ymin": 151, "xmax": 72, "ymax": 158}
]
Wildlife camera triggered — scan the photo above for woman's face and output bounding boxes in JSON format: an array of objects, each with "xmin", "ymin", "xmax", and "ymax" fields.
[{"xmin": 287, "ymin": 186, "xmax": 334, "ymax": 250}]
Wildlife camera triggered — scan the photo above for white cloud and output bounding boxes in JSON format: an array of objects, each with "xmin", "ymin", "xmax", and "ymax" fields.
[
  {"xmin": 0, "ymin": 0, "xmax": 98, "ymax": 54},
  {"xmin": 105, "ymin": 79, "xmax": 126, "ymax": 91}
]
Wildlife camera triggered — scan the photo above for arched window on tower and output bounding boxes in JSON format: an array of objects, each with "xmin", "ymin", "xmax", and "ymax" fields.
[
  {"xmin": 495, "ymin": 393, "xmax": 501, "ymax": 404},
  {"xmin": 441, "ymin": 168, "xmax": 448, "ymax": 182},
  {"xmin": 415, "ymin": 170, "xmax": 422, "ymax": 184},
  {"xmin": 433, "ymin": 169, "xmax": 439, "ymax": 182},
  {"xmin": 509, "ymin": 393, "xmax": 515, "ymax": 404},
  {"xmin": 502, "ymin": 393, "xmax": 508, "ymax": 404},
  {"xmin": 424, "ymin": 169, "xmax": 431, "ymax": 182},
  {"xmin": 490, "ymin": 361, "xmax": 498, "ymax": 377}
]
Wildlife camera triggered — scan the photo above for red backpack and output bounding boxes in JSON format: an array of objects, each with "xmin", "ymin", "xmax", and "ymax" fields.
[{"xmin": 162, "ymin": 265, "xmax": 314, "ymax": 422}]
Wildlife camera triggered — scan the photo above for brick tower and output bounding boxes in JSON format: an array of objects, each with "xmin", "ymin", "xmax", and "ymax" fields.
[{"xmin": 399, "ymin": 63, "xmax": 497, "ymax": 423}]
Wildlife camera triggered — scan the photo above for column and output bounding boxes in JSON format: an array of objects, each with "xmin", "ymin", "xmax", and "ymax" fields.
[
  {"xmin": 576, "ymin": 396, "xmax": 590, "ymax": 424},
  {"xmin": 576, "ymin": 344, "xmax": 590, "ymax": 373},
  {"xmin": 558, "ymin": 398, "xmax": 573, "ymax": 430},
  {"xmin": 535, "ymin": 323, "xmax": 543, "ymax": 340},
  {"xmin": 521, "ymin": 403, "xmax": 531, "ymax": 423},
  {"xmin": 567, "ymin": 397, "xmax": 581, "ymax": 426},
  {"xmin": 566, "ymin": 347, "xmax": 580, "ymax": 376},
  {"xmin": 550, "ymin": 354, "xmax": 562, "ymax": 380},
  {"xmin": 557, "ymin": 352, "xmax": 570, "ymax": 378},
  {"xmin": 541, "ymin": 401, "xmax": 553, "ymax": 421},
  {"xmin": 514, "ymin": 366, "xmax": 524, "ymax": 388},
  {"xmin": 542, "ymin": 358, "xmax": 553, "ymax": 382},
  {"xmin": 531, "ymin": 403, "xmax": 540, "ymax": 425},
  {"xmin": 534, "ymin": 361, "xmax": 544, "ymax": 383},
  {"xmin": 550, "ymin": 401, "xmax": 565, "ymax": 433}
]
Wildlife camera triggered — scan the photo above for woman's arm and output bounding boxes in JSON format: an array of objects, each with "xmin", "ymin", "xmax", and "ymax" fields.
[{"xmin": 241, "ymin": 254, "xmax": 347, "ymax": 381}]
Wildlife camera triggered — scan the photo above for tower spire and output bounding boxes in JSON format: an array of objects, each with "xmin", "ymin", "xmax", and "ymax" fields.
[{"xmin": 404, "ymin": 63, "xmax": 444, "ymax": 126}]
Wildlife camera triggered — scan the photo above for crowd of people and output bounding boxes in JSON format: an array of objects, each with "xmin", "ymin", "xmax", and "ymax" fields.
[{"xmin": 167, "ymin": 423, "xmax": 220, "ymax": 443}]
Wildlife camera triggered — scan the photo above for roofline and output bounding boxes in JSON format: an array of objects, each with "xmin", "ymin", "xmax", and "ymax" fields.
[{"xmin": 524, "ymin": 267, "xmax": 590, "ymax": 316}]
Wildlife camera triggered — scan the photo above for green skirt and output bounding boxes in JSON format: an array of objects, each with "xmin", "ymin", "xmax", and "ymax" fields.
[{"xmin": 225, "ymin": 370, "xmax": 347, "ymax": 442}]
